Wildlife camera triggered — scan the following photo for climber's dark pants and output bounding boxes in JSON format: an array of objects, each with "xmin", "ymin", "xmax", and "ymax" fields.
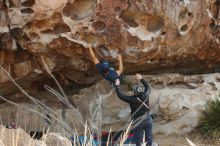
[{"xmin": 132, "ymin": 116, "xmax": 153, "ymax": 146}]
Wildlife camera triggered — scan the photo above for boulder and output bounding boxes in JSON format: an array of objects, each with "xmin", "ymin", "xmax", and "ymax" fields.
[
  {"xmin": 0, "ymin": 0, "xmax": 219, "ymax": 96},
  {"xmin": 42, "ymin": 133, "xmax": 72, "ymax": 146},
  {"xmin": 0, "ymin": 126, "xmax": 46, "ymax": 146}
]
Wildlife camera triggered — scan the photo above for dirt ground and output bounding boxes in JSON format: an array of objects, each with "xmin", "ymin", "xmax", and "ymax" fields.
[{"xmin": 154, "ymin": 134, "xmax": 219, "ymax": 146}]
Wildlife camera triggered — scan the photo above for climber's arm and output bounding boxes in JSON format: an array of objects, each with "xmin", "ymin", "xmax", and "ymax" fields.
[
  {"xmin": 88, "ymin": 45, "xmax": 99, "ymax": 64},
  {"xmin": 116, "ymin": 54, "xmax": 123, "ymax": 76}
]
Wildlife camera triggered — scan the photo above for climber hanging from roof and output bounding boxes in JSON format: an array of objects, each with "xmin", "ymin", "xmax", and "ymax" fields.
[{"xmin": 88, "ymin": 44, "xmax": 124, "ymax": 83}]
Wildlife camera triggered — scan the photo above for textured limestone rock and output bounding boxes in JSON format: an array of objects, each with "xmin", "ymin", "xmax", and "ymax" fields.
[
  {"xmin": 0, "ymin": 126, "xmax": 46, "ymax": 146},
  {"xmin": 0, "ymin": 140, "xmax": 4, "ymax": 146},
  {"xmin": 0, "ymin": 0, "xmax": 220, "ymax": 94},
  {"xmin": 34, "ymin": 141, "xmax": 47, "ymax": 146},
  {"xmin": 42, "ymin": 133, "xmax": 72, "ymax": 146}
]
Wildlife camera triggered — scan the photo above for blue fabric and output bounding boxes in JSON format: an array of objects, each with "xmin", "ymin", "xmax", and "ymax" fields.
[
  {"xmin": 132, "ymin": 117, "xmax": 153, "ymax": 146},
  {"xmin": 124, "ymin": 134, "xmax": 136, "ymax": 144},
  {"xmin": 101, "ymin": 60, "xmax": 110, "ymax": 70},
  {"xmin": 70, "ymin": 136, "xmax": 98, "ymax": 146},
  {"xmin": 96, "ymin": 63, "xmax": 119, "ymax": 83}
]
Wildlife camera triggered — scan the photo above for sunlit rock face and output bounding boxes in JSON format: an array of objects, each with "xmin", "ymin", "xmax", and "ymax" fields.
[
  {"xmin": 0, "ymin": 0, "xmax": 220, "ymax": 135},
  {"xmin": 0, "ymin": 125, "xmax": 46, "ymax": 146}
]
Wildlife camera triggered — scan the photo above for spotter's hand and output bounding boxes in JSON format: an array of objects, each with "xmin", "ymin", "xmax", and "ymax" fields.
[
  {"xmin": 115, "ymin": 79, "xmax": 120, "ymax": 86},
  {"xmin": 135, "ymin": 73, "xmax": 142, "ymax": 81}
]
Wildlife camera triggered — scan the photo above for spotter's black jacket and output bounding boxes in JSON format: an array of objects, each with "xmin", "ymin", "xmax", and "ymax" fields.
[{"xmin": 115, "ymin": 79, "xmax": 151, "ymax": 120}]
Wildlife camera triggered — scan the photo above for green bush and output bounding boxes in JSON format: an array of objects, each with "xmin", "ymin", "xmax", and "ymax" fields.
[{"xmin": 199, "ymin": 97, "xmax": 220, "ymax": 138}]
